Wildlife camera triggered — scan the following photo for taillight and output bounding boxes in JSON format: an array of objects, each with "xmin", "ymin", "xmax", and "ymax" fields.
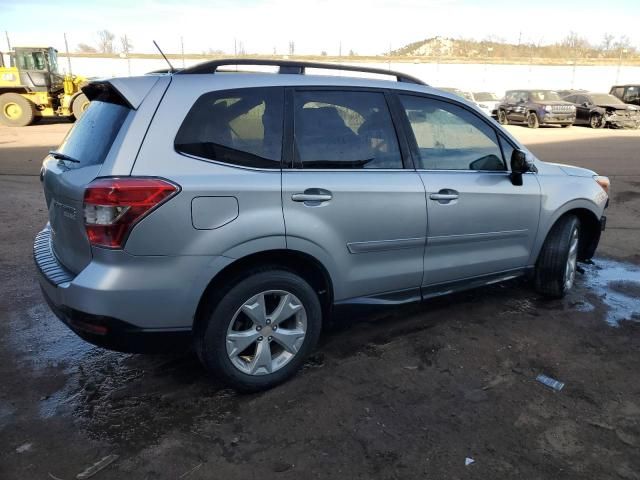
[{"xmin": 83, "ymin": 177, "xmax": 178, "ymax": 249}]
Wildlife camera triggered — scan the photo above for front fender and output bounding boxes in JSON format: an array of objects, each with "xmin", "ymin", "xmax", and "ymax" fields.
[{"xmin": 530, "ymin": 197, "xmax": 605, "ymax": 264}]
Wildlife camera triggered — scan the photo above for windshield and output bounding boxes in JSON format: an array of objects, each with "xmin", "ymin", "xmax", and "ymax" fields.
[
  {"xmin": 474, "ymin": 92, "xmax": 498, "ymax": 101},
  {"xmin": 590, "ymin": 94, "xmax": 624, "ymax": 105},
  {"xmin": 48, "ymin": 48, "xmax": 59, "ymax": 73},
  {"xmin": 530, "ymin": 91, "xmax": 562, "ymax": 101}
]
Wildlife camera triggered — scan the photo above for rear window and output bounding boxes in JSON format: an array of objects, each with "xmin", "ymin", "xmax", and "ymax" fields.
[
  {"xmin": 175, "ymin": 87, "xmax": 284, "ymax": 169},
  {"xmin": 57, "ymin": 99, "xmax": 130, "ymax": 166}
]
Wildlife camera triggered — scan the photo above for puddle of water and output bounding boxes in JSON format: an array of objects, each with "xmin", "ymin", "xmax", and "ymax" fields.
[{"xmin": 579, "ymin": 258, "xmax": 640, "ymax": 326}]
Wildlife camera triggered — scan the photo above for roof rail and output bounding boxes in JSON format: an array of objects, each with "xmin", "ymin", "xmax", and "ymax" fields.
[{"xmin": 176, "ymin": 58, "xmax": 427, "ymax": 85}]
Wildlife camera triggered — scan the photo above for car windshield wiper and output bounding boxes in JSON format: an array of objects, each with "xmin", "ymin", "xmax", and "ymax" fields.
[{"xmin": 49, "ymin": 150, "xmax": 80, "ymax": 163}]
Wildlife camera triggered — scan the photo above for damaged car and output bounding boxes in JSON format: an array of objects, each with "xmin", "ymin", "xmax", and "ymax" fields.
[{"xmin": 562, "ymin": 92, "xmax": 640, "ymax": 129}]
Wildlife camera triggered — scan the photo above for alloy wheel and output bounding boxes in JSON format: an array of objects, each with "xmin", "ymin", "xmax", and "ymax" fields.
[
  {"xmin": 226, "ymin": 290, "xmax": 307, "ymax": 376},
  {"xmin": 564, "ymin": 227, "xmax": 579, "ymax": 290}
]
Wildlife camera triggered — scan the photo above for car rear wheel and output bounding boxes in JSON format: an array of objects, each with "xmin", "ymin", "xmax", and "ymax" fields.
[
  {"xmin": 527, "ymin": 112, "xmax": 539, "ymax": 129},
  {"xmin": 534, "ymin": 215, "xmax": 580, "ymax": 299},
  {"xmin": 589, "ymin": 114, "xmax": 604, "ymax": 129},
  {"xmin": 0, "ymin": 93, "xmax": 36, "ymax": 127},
  {"xmin": 497, "ymin": 110, "xmax": 508, "ymax": 125},
  {"xmin": 196, "ymin": 269, "xmax": 322, "ymax": 391}
]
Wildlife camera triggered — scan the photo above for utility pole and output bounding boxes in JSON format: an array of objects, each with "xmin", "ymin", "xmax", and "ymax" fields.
[
  {"xmin": 5, "ymin": 31, "xmax": 11, "ymax": 51},
  {"xmin": 63, "ymin": 32, "xmax": 73, "ymax": 75},
  {"xmin": 180, "ymin": 36, "xmax": 185, "ymax": 68},
  {"xmin": 616, "ymin": 48, "xmax": 628, "ymax": 84},
  {"xmin": 124, "ymin": 34, "xmax": 131, "ymax": 76},
  {"xmin": 339, "ymin": 41, "xmax": 342, "ymax": 57}
]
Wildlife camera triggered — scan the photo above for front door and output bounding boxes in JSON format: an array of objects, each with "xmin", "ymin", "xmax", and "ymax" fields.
[
  {"xmin": 397, "ymin": 94, "xmax": 541, "ymax": 287},
  {"xmin": 282, "ymin": 89, "xmax": 427, "ymax": 302}
]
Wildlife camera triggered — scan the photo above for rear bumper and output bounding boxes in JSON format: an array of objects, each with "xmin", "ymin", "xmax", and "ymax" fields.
[
  {"xmin": 34, "ymin": 225, "xmax": 231, "ymax": 353},
  {"xmin": 40, "ymin": 285, "xmax": 192, "ymax": 353}
]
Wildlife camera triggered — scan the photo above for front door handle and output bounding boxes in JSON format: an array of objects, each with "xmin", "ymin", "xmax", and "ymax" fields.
[
  {"xmin": 292, "ymin": 188, "xmax": 333, "ymax": 204},
  {"xmin": 429, "ymin": 189, "xmax": 459, "ymax": 203}
]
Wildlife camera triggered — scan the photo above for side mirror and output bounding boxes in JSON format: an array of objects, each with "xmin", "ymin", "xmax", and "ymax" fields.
[
  {"xmin": 510, "ymin": 149, "xmax": 529, "ymax": 186},
  {"xmin": 582, "ymin": 102, "xmax": 590, "ymax": 107}
]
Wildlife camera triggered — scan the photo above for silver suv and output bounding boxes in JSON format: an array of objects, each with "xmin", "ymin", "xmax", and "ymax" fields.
[{"xmin": 35, "ymin": 60, "xmax": 609, "ymax": 391}]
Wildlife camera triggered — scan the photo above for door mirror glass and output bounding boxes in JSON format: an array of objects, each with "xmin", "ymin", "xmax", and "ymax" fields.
[
  {"xmin": 510, "ymin": 149, "xmax": 529, "ymax": 186},
  {"xmin": 582, "ymin": 102, "xmax": 590, "ymax": 107},
  {"xmin": 511, "ymin": 149, "xmax": 528, "ymax": 173}
]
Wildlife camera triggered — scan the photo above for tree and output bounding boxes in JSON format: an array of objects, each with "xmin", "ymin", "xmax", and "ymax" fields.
[
  {"xmin": 320, "ymin": 50, "xmax": 327, "ymax": 56},
  {"xmin": 77, "ymin": 43, "xmax": 97, "ymax": 53},
  {"xmin": 601, "ymin": 33, "xmax": 615, "ymax": 52},
  {"xmin": 96, "ymin": 30, "xmax": 115, "ymax": 54},
  {"xmin": 288, "ymin": 41, "xmax": 295, "ymax": 55},
  {"xmin": 120, "ymin": 35, "xmax": 133, "ymax": 55}
]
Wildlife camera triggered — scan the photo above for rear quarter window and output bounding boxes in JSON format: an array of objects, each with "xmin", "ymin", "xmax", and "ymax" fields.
[
  {"xmin": 174, "ymin": 87, "xmax": 284, "ymax": 169},
  {"xmin": 57, "ymin": 99, "xmax": 130, "ymax": 166}
]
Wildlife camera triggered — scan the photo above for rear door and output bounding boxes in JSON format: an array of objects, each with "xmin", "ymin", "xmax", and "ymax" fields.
[
  {"xmin": 282, "ymin": 88, "xmax": 427, "ymax": 301},
  {"xmin": 397, "ymin": 94, "xmax": 541, "ymax": 287}
]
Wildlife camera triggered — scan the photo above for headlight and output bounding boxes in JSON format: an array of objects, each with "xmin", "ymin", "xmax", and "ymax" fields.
[
  {"xmin": 570, "ymin": 105, "xmax": 576, "ymax": 111},
  {"xmin": 594, "ymin": 175, "xmax": 610, "ymax": 195},
  {"xmin": 544, "ymin": 105, "xmax": 553, "ymax": 112}
]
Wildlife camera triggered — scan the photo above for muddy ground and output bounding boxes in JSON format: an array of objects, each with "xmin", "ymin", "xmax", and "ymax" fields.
[{"xmin": 0, "ymin": 121, "xmax": 639, "ymax": 480}]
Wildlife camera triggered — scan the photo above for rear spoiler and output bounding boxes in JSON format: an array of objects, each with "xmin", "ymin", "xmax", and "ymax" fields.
[{"xmin": 82, "ymin": 75, "xmax": 162, "ymax": 110}]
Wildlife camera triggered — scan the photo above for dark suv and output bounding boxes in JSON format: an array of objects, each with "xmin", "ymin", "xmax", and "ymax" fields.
[
  {"xmin": 497, "ymin": 90, "xmax": 576, "ymax": 128},
  {"xmin": 610, "ymin": 85, "xmax": 640, "ymax": 106}
]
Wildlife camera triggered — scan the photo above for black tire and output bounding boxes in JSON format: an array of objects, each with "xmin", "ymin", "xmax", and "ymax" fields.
[
  {"xmin": 534, "ymin": 215, "xmax": 581, "ymax": 299},
  {"xmin": 71, "ymin": 93, "xmax": 90, "ymax": 120},
  {"xmin": 497, "ymin": 109, "xmax": 509, "ymax": 125},
  {"xmin": 0, "ymin": 93, "xmax": 36, "ymax": 127},
  {"xmin": 589, "ymin": 114, "xmax": 604, "ymax": 129},
  {"xmin": 527, "ymin": 112, "xmax": 539, "ymax": 129},
  {"xmin": 196, "ymin": 269, "xmax": 322, "ymax": 392}
]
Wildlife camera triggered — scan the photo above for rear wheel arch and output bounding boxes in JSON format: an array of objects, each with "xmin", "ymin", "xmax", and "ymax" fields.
[{"xmin": 194, "ymin": 249, "xmax": 334, "ymax": 334}]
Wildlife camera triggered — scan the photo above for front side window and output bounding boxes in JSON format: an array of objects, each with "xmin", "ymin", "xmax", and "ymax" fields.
[
  {"xmin": 400, "ymin": 95, "xmax": 506, "ymax": 171},
  {"xmin": 293, "ymin": 90, "xmax": 402, "ymax": 169},
  {"xmin": 175, "ymin": 87, "xmax": 284, "ymax": 169}
]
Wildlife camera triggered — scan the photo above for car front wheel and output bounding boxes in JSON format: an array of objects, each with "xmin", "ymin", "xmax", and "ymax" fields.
[
  {"xmin": 527, "ymin": 112, "xmax": 540, "ymax": 129},
  {"xmin": 589, "ymin": 114, "xmax": 604, "ymax": 129},
  {"xmin": 534, "ymin": 215, "xmax": 580, "ymax": 298},
  {"xmin": 196, "ymin": 269, "xmax": 322, "ymax": 391}
]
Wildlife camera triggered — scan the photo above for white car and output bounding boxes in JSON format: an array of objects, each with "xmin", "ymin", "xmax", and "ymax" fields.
[{"xmin": 473, "ymin": 92, "xmax": 501, "ymax": 117}]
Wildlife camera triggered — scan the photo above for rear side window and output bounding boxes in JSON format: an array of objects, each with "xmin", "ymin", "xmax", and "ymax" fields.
[
  {"xmin": 400, "ymin": 95, "xmax": 506, "ymax": 171},
  {"xmin": 57, "ymin": 99, "xmax": 130, "ymax": 166},
  {"xmin": 175, "ymin": 87, "xmax": 284, "ymax": 169},
  {"xmin": 293, "ymin": 90, "xmax": 403, "ymax": 169}
]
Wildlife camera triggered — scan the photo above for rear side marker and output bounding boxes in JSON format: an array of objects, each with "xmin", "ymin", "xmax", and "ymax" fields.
[{"xmin": 83, "ymin": 177, "xmax": 179, "ymax": 249}]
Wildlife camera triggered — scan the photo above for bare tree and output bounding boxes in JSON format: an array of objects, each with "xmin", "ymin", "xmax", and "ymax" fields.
[
  {"xmin": 614, "ymin": 35, "xmax": 633, "ymax": 51},
  {"xmin": 96, "ymin": 30, "xmax": 115, "ymax": 54},
  {"xmin": 288, "ymin": 41, "xmax": 295, "ymax": 55},
  {"xmin": 120, "ymin": 35, "xmax": 133, "ymax": 55},
  {"xmin": 77, "ymin": 43, "xmax": 97, "ymax": 53},
  {"xmin": 601, "ymin": 33, "xmax": 615, "ymax": 52}
]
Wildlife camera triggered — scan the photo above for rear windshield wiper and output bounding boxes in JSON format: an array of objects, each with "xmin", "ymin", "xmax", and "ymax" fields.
[{"xmin": 49, "ymin": 150, "xmax": 80, "ymax": 163}]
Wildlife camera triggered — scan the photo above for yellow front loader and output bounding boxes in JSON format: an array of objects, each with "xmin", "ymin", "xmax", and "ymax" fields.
[{"xmin": 0, "ymin": 46, "xmax": 89, "ymax": 127}]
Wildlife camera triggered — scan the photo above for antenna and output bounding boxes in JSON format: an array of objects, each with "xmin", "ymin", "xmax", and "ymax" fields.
[{"xmin": 153, "ymin": 40, "xmax": 175, "ymax": 73}]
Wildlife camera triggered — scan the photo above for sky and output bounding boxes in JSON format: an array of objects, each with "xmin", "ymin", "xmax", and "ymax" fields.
[{"xmin": 1, "ymin": 0, "xmax": 639, "ymax": 55}]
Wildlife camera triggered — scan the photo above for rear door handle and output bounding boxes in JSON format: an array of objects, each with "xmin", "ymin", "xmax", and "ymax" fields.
[{"xmin": 292, "ymin": 188, "xmax": 333, "ymax": 204}]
